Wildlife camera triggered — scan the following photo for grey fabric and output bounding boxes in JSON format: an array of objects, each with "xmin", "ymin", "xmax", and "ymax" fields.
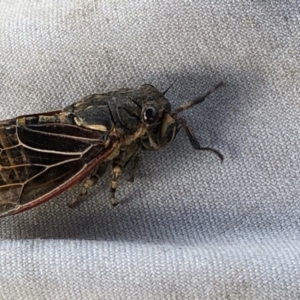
[{"xmin": 0, "ymin": 1, "xmax": 299, "ymax": 299}]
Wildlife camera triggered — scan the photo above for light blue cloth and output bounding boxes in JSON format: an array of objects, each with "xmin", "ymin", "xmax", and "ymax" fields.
[{"xmin": 0, "ymin": 1, "xmax": 299, "ymax": 299}]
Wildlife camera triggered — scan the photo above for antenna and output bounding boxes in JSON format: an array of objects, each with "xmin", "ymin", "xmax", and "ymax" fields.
[{"xmin": 162, "ymin": 79, "xmax": 177, "ymax": 96}]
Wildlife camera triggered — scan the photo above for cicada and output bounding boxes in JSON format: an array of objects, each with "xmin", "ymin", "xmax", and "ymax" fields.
[{"xmin": 0, "ymin": 82, "xmax": 223, "ymax": 217}]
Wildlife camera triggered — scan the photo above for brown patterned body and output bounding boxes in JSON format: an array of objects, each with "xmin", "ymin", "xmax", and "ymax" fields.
[{"xmin": 0, "ymin": 83, "xmax": 223, "ymax": 217}]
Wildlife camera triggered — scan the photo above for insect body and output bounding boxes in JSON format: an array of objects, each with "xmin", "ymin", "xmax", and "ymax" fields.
[{"xmin": 0, "ymin": 83, "xmax": 223, "ymax": 217}]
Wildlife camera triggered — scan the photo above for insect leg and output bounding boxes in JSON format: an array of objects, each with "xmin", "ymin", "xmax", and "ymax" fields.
[
  {"xmin": 67, "ymin": 176, "xmax": 98, "ymax": 209},
  {"xmin": 109, "ymin": 143, "xmax": 140, "ymax": 206},
  {"xmin": 178, "ymin": 117, "xmax": 224, "ymax": 162},
  {"xmin": 110, "ymin": 164, "xmax": 122, "ymax": 206},
  {"xmin": 67, "ymin": 162, "xmax": 110, "ymax": 209},
  {"xmin": 126, "ymin": 155, "xmax": 139, "ymax": 183}
]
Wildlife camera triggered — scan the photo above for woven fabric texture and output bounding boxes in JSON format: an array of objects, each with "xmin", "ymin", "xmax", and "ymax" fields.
[{"xmin": 0, "ymin": 1, "xmax": 299, "ymax": 299}]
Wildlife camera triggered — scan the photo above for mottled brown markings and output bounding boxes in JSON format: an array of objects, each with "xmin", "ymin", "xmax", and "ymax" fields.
[
  {"xmin": 0, "ymin": 82, "xmax": 223, "ymax": 217},
  {"xmin": 0, "ymin": 126, "xmax": 22, "ymax": 183}
]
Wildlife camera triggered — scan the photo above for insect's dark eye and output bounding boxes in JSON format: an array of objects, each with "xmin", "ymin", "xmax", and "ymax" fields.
[{"xmin": 143, "ymin": 107, "xmax": 157, "ymax": 123}]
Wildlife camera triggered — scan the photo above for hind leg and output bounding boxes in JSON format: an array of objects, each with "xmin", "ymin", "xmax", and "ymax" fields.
[{"xmin": 67, "ymin": 162, "xmax": 110, "ymax": 209}]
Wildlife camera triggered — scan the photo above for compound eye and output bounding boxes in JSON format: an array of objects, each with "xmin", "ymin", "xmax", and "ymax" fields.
[{"xmin": 143, "ymin": 106, "xmax": 157, "ymax": 124}]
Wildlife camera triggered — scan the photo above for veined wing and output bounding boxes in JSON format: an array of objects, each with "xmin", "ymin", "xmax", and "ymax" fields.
[{"xmin": 0, "ymin": 114, "xmax": 116, "ymax": 217}]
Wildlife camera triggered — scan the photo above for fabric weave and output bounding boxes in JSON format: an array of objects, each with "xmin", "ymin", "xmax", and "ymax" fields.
[{"xmin": 0, "ymin": 1, "xmax": 299, "ymax": 299}]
